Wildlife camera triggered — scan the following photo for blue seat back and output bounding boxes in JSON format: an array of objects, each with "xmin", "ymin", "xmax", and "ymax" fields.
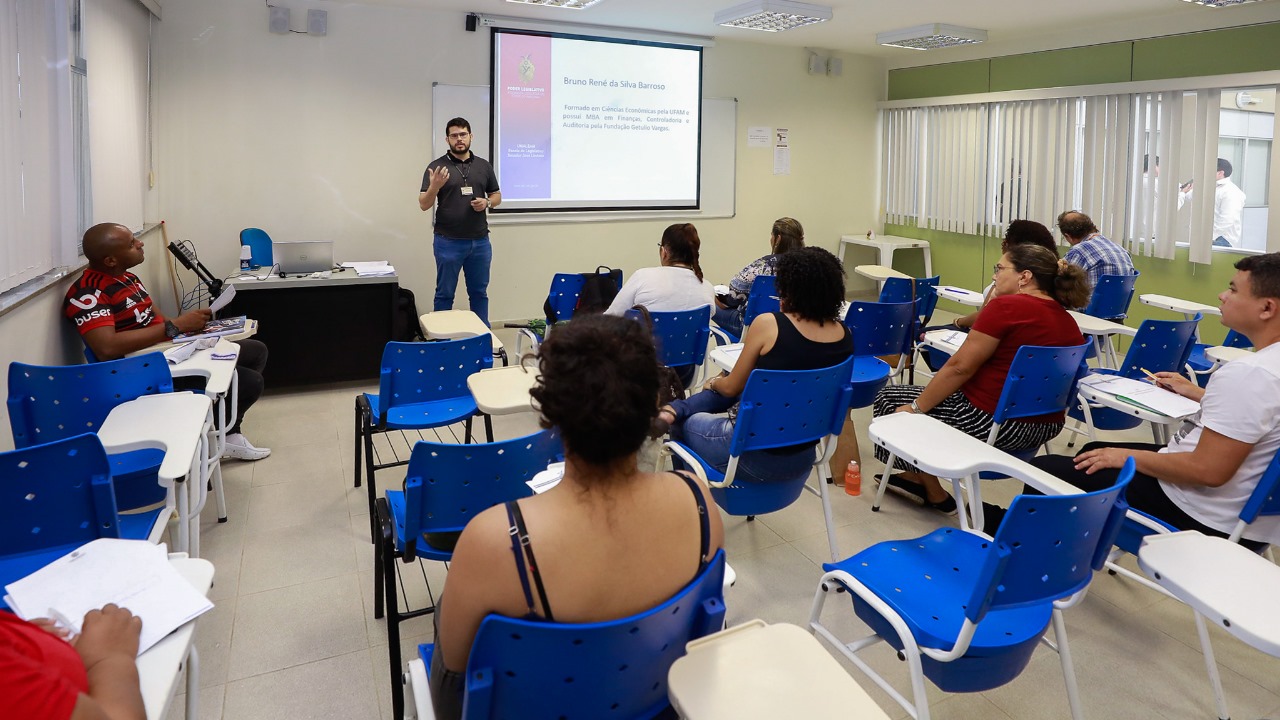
[
  {"xmin": 0, "ymin": 434, "xmax": 122, "ymax": 557},
  {"xmin": 1083, "ymin": 271, "xmax": 1139, "ymax": 320},
  {"xmin": 1240, "ymin": 446, "xmax": 1280, "ymax": 527},
  {"xmin": 239, "ymin": 227, "xmax": 273, "ymax": 268},
  {"xmin": 1116, "ymin": 316, "xmax": 1199, "ymax": 380},
  {"xmin": 992, "ymin": 340, "xmax": 1093, "ymax": 425},
  {"xmin": 402, "ymin": 429, "xmax": 563, "ymax": 559},
  {"xmin": 7, "ymin": 353, "xmax": 173, "ymax": 448},
  {"xmin": 844, "ymin": 301, "xmax": 915, "ymax": 357},
  {"xmin": 462, "ymin": 550, "xmax": 727, "ymax": 720},
  {"xmin": 730, "ymin": 357, "xmax": 855, "ymax": 457},
  {"xmin": 375, "ymin": 338, "xmax": 491, "ymax": 423},
  {"xmin": 879, "ymin": 275, "xmax": 941, "ymax": 336},
  {"xmin": 625, "ymin": 305, "xmax": 711, "ymax": 370},
  {"xmin": 741, "ymin": 275, "xmax": 779, "ymax": 329},
  {"xmin": 965, "ymin": 459, "xmax": 1133, "ymax": 622},
  {"xmin": 546, "ymin": 273, "xmax": 586, "ymax": 323},
  {"xmin": 1223, "ymin": 328, "xmax": 1252, "ymax": 349}
]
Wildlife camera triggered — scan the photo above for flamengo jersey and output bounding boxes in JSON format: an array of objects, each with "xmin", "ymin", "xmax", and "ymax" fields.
[{"xmin": 64, "ymin": 269, "xmax": 162, "ymax": 334}]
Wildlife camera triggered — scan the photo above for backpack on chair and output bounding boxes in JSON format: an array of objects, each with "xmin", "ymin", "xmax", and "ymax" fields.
[{"xmin": 575, "ymin": 266, "xmax": 623, "ymax": 316}]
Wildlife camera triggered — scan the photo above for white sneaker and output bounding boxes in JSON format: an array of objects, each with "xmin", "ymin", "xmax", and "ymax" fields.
[{"xmin": 223, "ymin": 433, "xmax": 271, "ymax": 461}]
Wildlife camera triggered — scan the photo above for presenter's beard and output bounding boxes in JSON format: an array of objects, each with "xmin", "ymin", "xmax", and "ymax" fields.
[{"xmin": 452, "ymin": 139, "xmax": 470, "ymax": 156}]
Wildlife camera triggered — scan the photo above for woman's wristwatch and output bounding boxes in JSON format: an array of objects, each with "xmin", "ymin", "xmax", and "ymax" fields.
[{"xmin": 910, "ymin": 400, "xmax": 923, "ymax": 414}]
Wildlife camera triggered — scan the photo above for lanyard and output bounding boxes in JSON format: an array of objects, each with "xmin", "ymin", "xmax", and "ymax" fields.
[{"xmin": 449, "ymin": 156, "xmax": 471, "ymax": 186}]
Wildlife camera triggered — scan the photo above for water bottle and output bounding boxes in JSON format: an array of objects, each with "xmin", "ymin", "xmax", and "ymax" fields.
[
  {"xmin": 239, "ymin": 245, "xmax": 252, "ymax": 271},
  {"xmin": 844, "ymin": 460, "xmax": 861, "ymax": 496}
]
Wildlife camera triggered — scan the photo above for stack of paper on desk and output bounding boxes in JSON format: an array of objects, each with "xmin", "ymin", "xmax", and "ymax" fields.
[
  {"xmin": 4, "ymin": 539, "xmax": 214, "ymax": 655},
  {"xmin": 341, "ymin": 261, "xmax": 396, "ymax": 277},
  {"xmin": 1078, "ymin": 374, "xmax": 1201, "ymax": 418}
]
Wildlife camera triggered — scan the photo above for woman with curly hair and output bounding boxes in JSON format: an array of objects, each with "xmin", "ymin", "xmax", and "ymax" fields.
[
  {"xmin": 658, "ymin": 246, "xmax": 854, "ymax": 485},
  {"xmin": 871, "ymin": 244, "xmax": 1090, "ymax": 514},
  {"xmin": 428, "ymin": 314, "xmax": 725, "ymax": 719}
]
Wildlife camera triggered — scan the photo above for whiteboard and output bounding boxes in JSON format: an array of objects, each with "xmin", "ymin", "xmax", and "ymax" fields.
[{"xmin": 431, "ymin": 83, "xmax": 736, "ymax": 222}]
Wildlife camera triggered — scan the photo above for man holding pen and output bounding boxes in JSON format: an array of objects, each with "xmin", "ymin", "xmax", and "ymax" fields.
[{"xmin": 986, "ymin": 253, "xmax": 1280, "ymax": 547}]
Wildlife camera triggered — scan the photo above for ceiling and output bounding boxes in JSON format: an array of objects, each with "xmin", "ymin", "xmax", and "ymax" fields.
[{"xmin": 354, "ymin": 0, "xmax": 1280, "ymax": 64}]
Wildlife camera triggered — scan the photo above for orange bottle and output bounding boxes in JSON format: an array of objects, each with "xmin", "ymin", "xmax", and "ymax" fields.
[{"xmin": 844, "ymin": 460, "xmax": 862, "ymax": 496}]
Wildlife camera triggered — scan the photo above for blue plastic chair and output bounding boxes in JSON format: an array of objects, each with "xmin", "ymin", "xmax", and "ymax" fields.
[
  {"xmin": 409, "ymin": 549, "xmax": 726, "ymax": 720},
  {"xmin": 879, "ymin": 275, "xmax": 940, "ymax": 382},
  {"xmin": 1187, "ymin": 328, "xmax": 1251, "ymax": 386},
  {"xmin": 842, "ymin": 300, "xmax": 915, "ymax": 409},
  {"xmin": 239, "ymin": 228, "xmax": 273, "ymax": 269},
  {"xmin": 373, "ymin": 430, "xmax": 564, "ymax": 720},
  {"xmin": 711, "ymin": 275, "xmax": 779, "ymax": 345},
  {"xmin": 1068, "ymin": 316, "xmax": 1200, "ymax": 442},
  {"xmin": 1082, "ymin": 271, "xmax": 1140, "ymax": 321},
  {"xmin": 871, "ymin": 340, "xmax": 1093, "ymax": 528},
  {"xmin": 626, "ymin": 305, "xmax": 712, "ymax": 387},
  {"xmin": 7, "ymin": 353, "xmax": 175, "ymax": 513},
  {"xmin": 665, "ymin": 357, "xmax": 854, "ymax": 561},
  {"xmin": 813, "ymin": 459, "xmax": 1133, "ymax": 720},
  {"xmin": 354, "ymin": 338, "xmax": 492, "ymax": 539},
  {"xmin": 0, "ymin": 434, "xmax": 166, "ymax": 607}
]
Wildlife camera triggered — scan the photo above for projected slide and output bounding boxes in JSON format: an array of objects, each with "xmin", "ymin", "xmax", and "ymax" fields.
[{"xmin": 492, "ymin": 30, "xmax": 702, "ymax": 211}]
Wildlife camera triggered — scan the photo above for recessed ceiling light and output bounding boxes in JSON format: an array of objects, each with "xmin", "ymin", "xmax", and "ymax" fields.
[
  {"xmin": 714, "ymin": 1, "xmax": 833, "ymax": 33},
  {"xmin": 505, "ymin": 0, "xmax": 604, "ymax": 9},
  {"xmin": 1180, "ymin": 0, "xmax": 1269, "ymax": 6},
  {"xmin": 876, "ymin": 23, "xmax": 988, "ymax": 50}
]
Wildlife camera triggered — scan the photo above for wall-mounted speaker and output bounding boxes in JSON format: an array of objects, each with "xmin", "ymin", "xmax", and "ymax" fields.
[
  {"xmin": 466, "ymin": 13, "xmax": 478, "ymax": 32},
  {"xmin": 269, "ymin": 6, "xmax": 289, "ymax": 34},
  {"xmin": 307, "ymin": 9, "xmax": 327, "ymax": 36}
]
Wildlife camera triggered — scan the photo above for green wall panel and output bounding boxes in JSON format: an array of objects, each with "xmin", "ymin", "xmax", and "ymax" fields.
[
  {"xmin": 887, "ymin": 60, "xmax": 989, "ymax": 101},
  {"xmin": 1133, "ymin": 24, "xmax": 1280, "ymax": 81},
  {"xmin": 990, "ymin": 43, "xmax": 1133, "ymax": 92}
]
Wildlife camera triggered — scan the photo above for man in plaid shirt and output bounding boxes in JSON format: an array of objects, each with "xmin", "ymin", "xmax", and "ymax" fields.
[{"xmin": 1058, "ymin": 210, "xmax": 1134, "ymax": 298}]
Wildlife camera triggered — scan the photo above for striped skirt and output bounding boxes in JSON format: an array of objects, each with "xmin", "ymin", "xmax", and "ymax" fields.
[{"xmin": 871, "ymin": 385, "xmax": 1062, "ymax": 472}]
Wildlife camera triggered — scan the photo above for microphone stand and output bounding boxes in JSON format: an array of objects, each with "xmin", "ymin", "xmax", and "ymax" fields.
[{"xmin": 166, "ymin": 242, "xmax": 224, "ymax": 299}]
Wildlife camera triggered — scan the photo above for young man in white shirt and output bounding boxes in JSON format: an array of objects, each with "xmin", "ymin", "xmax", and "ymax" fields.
[{"xmin": 1012, "ymin": 252, "xmax": 1280, "ymax": 547}]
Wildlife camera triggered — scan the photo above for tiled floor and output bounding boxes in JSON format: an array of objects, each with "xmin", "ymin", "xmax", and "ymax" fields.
[{"xmin": 166, "ymin": 325, "xmax": 1280, "ymax": 720}]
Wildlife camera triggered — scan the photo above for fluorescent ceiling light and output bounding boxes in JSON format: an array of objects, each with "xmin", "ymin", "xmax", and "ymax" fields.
[
  {"xmin": 505, "ymin": 0, "xmax": 604, "ymax": 9},
  {"xmin": 714, "ymin": 1, "xmax": 833, "ymax": 32},
  {"xmin": 877, "ymin": 23, "xmax": 987, "ymax": 50},
  {"xmin": 1180, "ymin": 0, "xmax": 1269, "ymax": 6}
]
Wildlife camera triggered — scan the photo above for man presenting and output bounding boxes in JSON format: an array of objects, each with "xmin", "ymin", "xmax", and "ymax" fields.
[
  {"xmin": 1179, "ymin": 158, "xmax": 1247, "ymax": 248},
  {"xmin": 64, "ymin": 223, "xmax": 271, "ymax": 460},
  {"xmin": 419, "ymin": 117, "xmax": 501, "ymax": 326}
]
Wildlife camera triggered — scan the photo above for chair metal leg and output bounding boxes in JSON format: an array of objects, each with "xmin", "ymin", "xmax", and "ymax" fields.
[
  {"xmin": 871, "ymin": 452, "xmax": 898, "ymax": 511},
  {"xmin": 812, "ymin": 467, "xmax": 841, "ymax": 562},
  {"xmin": 1193, "ymin": 610, "xmax": 1231, "ymax": 720},
  {"xmin": 464, "ymin": 417, "xmax": 474, "ymax": 444},
  {"xmin": 483, "ymin": 414, "xmax": 494, "ymax": 443},
  {"xmin": 377, "ymin": 498, "xmax": 407, "ymax": 720},
  {"xmin": 354, "ymin": 396, "xmax": 364, "ymax": 489},
  {"xmin": 185, "ymin": 645, "xmax": 200, "ymax": 720},
  {"xmin": 1051, "ymin": 607, "xmax": 1086, "ymax": 720}
]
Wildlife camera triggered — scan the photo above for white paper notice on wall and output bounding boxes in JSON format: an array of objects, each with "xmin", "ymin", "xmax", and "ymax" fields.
[
  {"xmin": 747, "ymin": 126, "xmax": 770, "ymax": 148},
  {"xmin": 773, "ymin": 127, "xmax": 791, "ymax": 175}
]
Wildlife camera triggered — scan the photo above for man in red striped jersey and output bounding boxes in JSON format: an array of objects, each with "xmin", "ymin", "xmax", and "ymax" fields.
[{"xmin": 64, "ymin": 223, "xmax": 271, "ymax": 460}]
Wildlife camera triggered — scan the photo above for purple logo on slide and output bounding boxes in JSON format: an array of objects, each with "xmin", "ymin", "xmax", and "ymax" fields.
[{"xmin": 499, "ymin": 34, "xmax": 552, "ymax": 199}]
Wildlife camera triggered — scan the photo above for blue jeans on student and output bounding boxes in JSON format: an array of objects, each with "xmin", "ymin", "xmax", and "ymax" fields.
[
  {"xmin": 712, "ymin": 305, "xmax": 744, "ymax": 338},
  {"xmin": 433, "ymin": 234, "xmax": 491, "ymax": 326},
  {"xmin": 668, "ymin": 389, "xmax": 815, "ymax": 485}
]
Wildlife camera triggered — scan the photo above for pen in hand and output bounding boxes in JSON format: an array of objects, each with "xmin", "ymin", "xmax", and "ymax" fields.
[{"xmin": 1141, "ymin": 367, "xmax": 1170, "ymax": 390}]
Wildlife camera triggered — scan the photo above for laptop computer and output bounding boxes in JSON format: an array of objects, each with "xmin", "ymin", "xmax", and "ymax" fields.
[{"xmin": 273, "ymin": 241, "xmax": 334, "ymax": 274}]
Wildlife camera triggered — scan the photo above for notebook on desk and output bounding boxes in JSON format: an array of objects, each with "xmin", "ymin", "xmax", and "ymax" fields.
[{"xmin": 273, "ymin": 240, "xmax": 334, "ymax": 274}]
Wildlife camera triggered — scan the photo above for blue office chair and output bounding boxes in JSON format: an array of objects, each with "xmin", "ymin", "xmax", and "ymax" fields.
[
  {"xmin": 812, "ymin": 459, "xmax": 1133, "ymax": 720},
  {"xmin": 407, "ymin": 549, "xmax": 726, "ymax": 720},
  {"xmin": 711, "ymin": 275, "xmax": 778, "ymax": 345},
  {"xmin": 1067, "ymin": 316, "xmax": 1199, "ymax": 443},
  {"xmin": 373, "ymin": 429, "xmax": 564, "ymax": 720},
  {"xmin": 666, "ymin": 357, "xmax": 854, "ymax": 561},
  {"xmin": 872, "ymin": 340, "xmax": 1093, "ymax": 528},
  {"xmin": 0, "ymin": 434, "xmax": 167, "ymax": 606},
  {"xmin": 515, "ymin": 271, "xmax": 627, "ymax": 357},
  {"xmin": 1186, "ymin": 328, "xmax": 1251, "ymax": 386},
  {"xmin": 239, "ymin": 228, "xmax": 273, "ymax": 270},
  {"xmin": 8, "ymin": 353, "xmax": 175, "ymax": 514},
  {"xmin": 626, "ymin": 305, "xmax": 712, "ymax": 389},
  {"xmin": 354, "ymin": 338, "xmax": 492, "ymax": 540},
  {"xmin": 842, "ymin": 300, "xmax": 915, "ymax": 409},
  {"xmin": 1082, "ymin": 271, "xmax": 1140, "ymax": 321}
]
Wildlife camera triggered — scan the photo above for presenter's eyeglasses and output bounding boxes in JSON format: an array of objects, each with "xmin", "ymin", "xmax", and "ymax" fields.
[{"xmin": 447, "ymin": 131, "xmax": 471, "ymax": 140}]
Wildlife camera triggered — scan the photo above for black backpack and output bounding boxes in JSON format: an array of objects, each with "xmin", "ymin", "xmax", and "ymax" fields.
[
  {"xmin": 393, "ymin": 287, "xmax": 427, "ymax": 342},
  {"xmin": 574, "ymin": 266, "xmax": 622, "ymax": 316}
]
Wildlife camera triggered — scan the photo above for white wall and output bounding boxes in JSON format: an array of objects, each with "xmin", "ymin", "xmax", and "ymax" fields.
[{"xmin": 148, "ymin": 0, "xmax": 884, "ymax": 322}]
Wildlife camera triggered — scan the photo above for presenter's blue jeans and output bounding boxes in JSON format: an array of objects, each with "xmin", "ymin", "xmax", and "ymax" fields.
[
  {"xmin": 433, "ymin": 234, "xmax": 491, "ymax": 326},
  {"xmin": 668, "ymin": 389, "xmax": 815, "ymax": 485}
]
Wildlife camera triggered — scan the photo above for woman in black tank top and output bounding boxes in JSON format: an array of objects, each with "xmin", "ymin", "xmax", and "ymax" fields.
[
  {"xmin": 659, "ymin": 248, "xmax": 853, "ymax": 485},
  {"xmin": 428, "ymin": 315, "xmax": 725, "ymax": 719}
]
